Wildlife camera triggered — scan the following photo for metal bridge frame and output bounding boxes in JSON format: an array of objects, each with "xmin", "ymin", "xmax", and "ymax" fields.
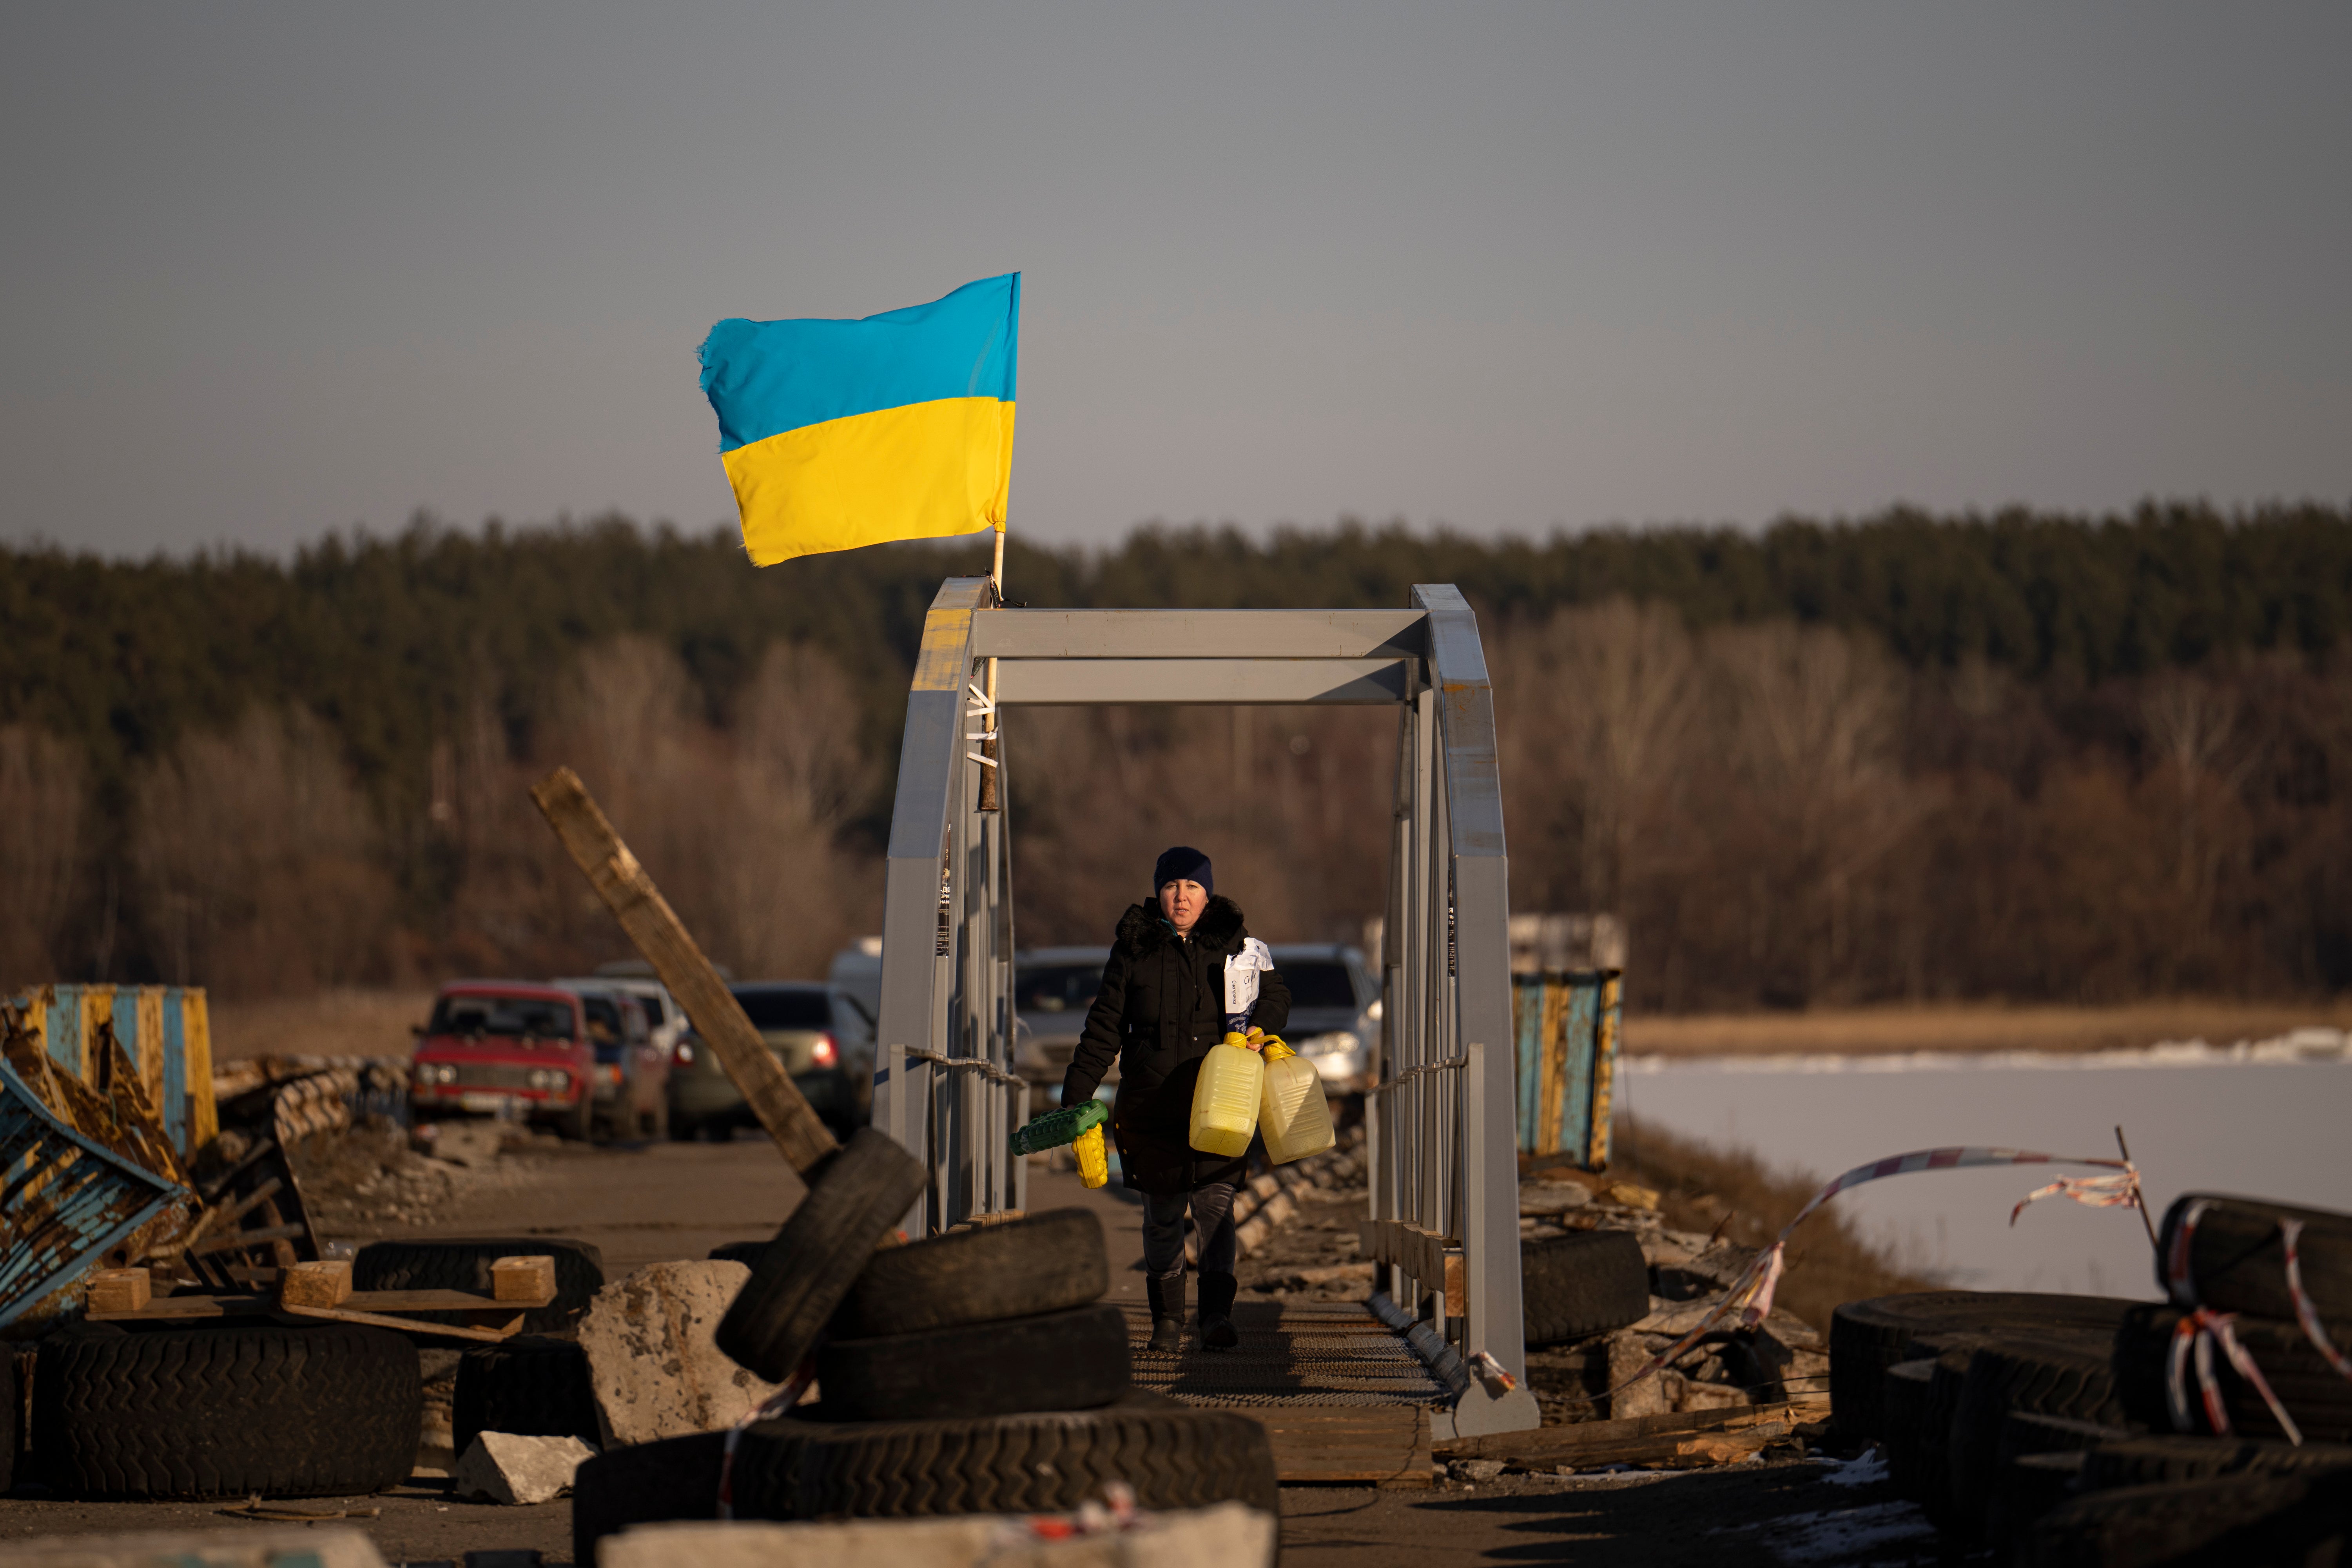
[{"xmin": 872, "ymin": 578, "xmax": 1540, "ymax": 1437}]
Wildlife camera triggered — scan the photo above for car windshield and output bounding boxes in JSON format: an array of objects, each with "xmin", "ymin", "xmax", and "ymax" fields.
[
  {"xmin": 1017, "ymin": 963, "xmax": 1104, "ymax": 1015},
  {"xmin": 1280, "ymin": 963, "xmax": 1358, "ymax": 1010},
  {"xmin": 638, "ymin": 995, "xmax": 667, "ymax": 1027},
  {"xmin": 430, "ymin": 995, "xmax": 575, "ymax": 1040},
  {"xmin": 733, "ymin": 989, "xmax": 832, "ymax": 1031}
]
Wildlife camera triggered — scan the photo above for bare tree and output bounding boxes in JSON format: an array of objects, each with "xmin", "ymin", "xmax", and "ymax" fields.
[
  {"xmin": 0, "ymin": 725, "xmax": 87, "ymax": 984},
  {"xmin": 131, "ymin": 708, "xmax": 397, "ymax": 995}
]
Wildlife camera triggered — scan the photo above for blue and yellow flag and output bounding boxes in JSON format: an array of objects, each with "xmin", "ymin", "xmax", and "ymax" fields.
[{"xmin": 698, "ymin": 273, "xmax": 1019, "ymax": 566}]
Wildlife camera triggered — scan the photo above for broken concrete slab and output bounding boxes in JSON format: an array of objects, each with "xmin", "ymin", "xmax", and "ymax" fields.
[
  {"xmin": 1517, "ymin": 1182, "xmax": 1592, "ymax": 1216},
  {"xmin": 451, "ymin": 1430, "xmax": 597, "ymax": 1505},
  {"xmin": 578, "ymin": 1260, "xmax": 781, "ymax": 1446},
  {"xmin": 0, "ymin": 1525, "xmax": 390, "ymax": 1567},
  {"xmin": 600, "ymin": 1502, "xmax": 1277, "ymax": 1568}
]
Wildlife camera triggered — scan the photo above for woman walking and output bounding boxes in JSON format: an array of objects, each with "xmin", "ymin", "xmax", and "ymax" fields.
[{"xmin": 1063, "ymin": 847, "xmax": 1289, "ymax": 1352}]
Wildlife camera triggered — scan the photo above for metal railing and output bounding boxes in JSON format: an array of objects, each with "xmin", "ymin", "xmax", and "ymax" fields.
[{"xmin": 870, "ymin": 581, "xmax": 1539, "ymax": 1435}]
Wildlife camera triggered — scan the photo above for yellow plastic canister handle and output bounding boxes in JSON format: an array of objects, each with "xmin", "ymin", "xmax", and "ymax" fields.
[
  {"xmin": 1073, "ymin": 1123, "xmax": 1110, "ymax": 1189},
  {"xmin": 1260, "ymin": 1037, "xmax": 1294, "ymax": 1062}
]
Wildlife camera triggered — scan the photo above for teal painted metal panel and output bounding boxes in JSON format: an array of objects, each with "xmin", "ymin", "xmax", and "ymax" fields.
[{"xmin": 1509, "ymin": 970, "xmax": 1623, "ymax": 1167}]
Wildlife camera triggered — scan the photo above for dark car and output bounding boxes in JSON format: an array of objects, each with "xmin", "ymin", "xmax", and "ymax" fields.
[{"xmin": 668, "ymin": 982, "xmax": 876, "ymax": 1140}]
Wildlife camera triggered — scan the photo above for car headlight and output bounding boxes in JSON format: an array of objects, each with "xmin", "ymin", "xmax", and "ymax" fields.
[
  {"xmin": 1304, "ymin": 1031, "xmax": 1362, "ymax": 1058},
  {"xmin": 526, "ymin": 1068, "xmax": 571, "ymax": 1091}
]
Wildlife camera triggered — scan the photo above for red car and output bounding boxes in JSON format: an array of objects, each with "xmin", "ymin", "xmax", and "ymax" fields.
[{"xmin": 409, "ymin": 981, "xmax": 598, "ymax": 1140}]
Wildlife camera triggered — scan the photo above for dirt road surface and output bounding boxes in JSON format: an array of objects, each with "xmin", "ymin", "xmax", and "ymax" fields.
[{"xmin": 3, "ymin": 1136, "xmax": 1938, "ymax": 1566}]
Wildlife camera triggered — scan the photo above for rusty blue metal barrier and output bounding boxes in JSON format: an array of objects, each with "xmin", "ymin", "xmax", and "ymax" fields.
[
  {"xmin": 1511, "ymin": 969, "xmax": 1621, "ymax": 1168},
  {"xmin": 7, "ymin": 984, "xmax": 218, "ymax": 1158},
  {"xmin": 0, "ymin": 1057, "xmax": 190, "ymax": 1330}
]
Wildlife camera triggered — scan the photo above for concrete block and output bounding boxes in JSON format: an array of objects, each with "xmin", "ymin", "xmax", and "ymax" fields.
[
  {"xmin": 601, "ymin": 1502, "xmax": 1275, "ymax": 1568},
  {"xmin": 0, "ymin": 1524, "xmax": 389, "ymax": 1567},
  {"xmin": 452, "ymin": 1430, "xmax": 597, "ymax": 1505},
  {"xmin": 1606, "ymin": 1332, "xmax": 1673, "ymax": 1420},
  {"xmin": 578, "ymin": 1260, "xmax": 780, "ymax": 1446}
]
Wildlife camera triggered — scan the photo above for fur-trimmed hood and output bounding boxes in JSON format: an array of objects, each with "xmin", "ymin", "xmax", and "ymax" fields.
[{"xmin": 1113, "ymin": 894, "xmax": 1248, "ymax": 959}]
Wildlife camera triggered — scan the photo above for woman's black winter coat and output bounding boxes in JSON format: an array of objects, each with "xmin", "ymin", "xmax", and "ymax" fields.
[{"xmin": 1062, "ymin": 895, "xmax": 1289, "ymax": 1195}]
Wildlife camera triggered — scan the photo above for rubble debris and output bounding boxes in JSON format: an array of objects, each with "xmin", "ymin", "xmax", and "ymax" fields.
[
  {"xmin": 0, "ymin": 1524, "xmax": 392, "ymax": 1568},
  {"xmin": 579, "ymin": 1260, "xmax": 782, "ymax": 1445},
  {"xmin": 600, "ymin": 1500, "xmax": 1277, "ymax": 1568},
  {"xmin": 451, "ymin": 1430, "xmax": 598, "ymax": 1505}
]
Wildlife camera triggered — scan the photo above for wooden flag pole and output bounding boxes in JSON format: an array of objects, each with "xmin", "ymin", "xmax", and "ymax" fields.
[{"xmin": 528, "ymin": 766, "xmax": 839, "ymax": 1175}]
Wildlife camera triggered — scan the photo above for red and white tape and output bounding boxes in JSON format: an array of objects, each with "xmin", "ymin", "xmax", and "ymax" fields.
[
  {"xmin": 2160, "ymin": 1202, "xmax": 2350, "ymax": 1445},
  {"xmin": 1607, "ymin": 1145, "xmax": 2140, "ymax": 1400}
]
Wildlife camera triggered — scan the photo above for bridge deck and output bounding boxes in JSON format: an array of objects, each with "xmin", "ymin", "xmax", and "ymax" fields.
[{"xmin": 1123, "ymin": 1298, "xmax": 1443, "ymax": 1484}]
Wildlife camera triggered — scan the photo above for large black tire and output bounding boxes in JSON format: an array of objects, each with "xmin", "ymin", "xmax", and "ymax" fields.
[
  {"xmin": 2159, "ymin": 1193, "xmax": 2352, "ymax": 1323},
  {"xmin": 1830, "ymin": 1291, "xmax": 2136, "ymax": 1439},
  {"xmin": 1984, "ymin": 1410, "xmax": 2137, "ymax": 1551},
  {"xmin": 452, "ymin": 1336, "xmax": 601, "ymax": 1456},
  {"xmin": 571, "ymin": 1428, "xmax": 726, "ymax": 1566},
  {"xmin": 1880, "ymin": 1357, "xmax": 1938, "ymax": 1499},
  {"xmin": 814, "ymin": 1303, "xmax": 1131, "ymax": 1424},
  {"xmin": 1521, "ymin": 1230, "xmax": 1651, "ymax": 1347},
  {"xmin": 1913, "ymin": 1347, "xmax": 1975, "ymax": 1528},
  {"xmin": 729, "ymin": 1391, "xmax": 1279, "ymax": 1522},
  {"xmin": 2080, "ymin": 1434, "xmax": 2352, "ymax": 1492},
  {"xmin": 1947, "ymin": 1336, "xmax": 2137, "ymax": 1541},
  {"xmin": 716, "ymin": 1127, "xmax": 928, "ymax": 1383},
  {"xmin": 33, "ymin": 1322, "xmax": 420, "ymax": 1499},
  {"xmin": 2020, "ymin": 1468, "xmax": 2352, "ymax": 1568},
  {"xmin": 353, "ymin": 1236, "xmax": 605, "ymax": 1336},
  {"xmin": 830, "ymin": 1209, "xmax": 1109, "ymax": 1339},
  {"xmin": 2114, "ymin": 1304, "xmax": 2352, "ymax": 1444}
]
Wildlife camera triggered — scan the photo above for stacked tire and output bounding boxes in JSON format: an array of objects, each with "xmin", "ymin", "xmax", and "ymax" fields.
[
  {"xmin": 574, "ymin": 1129, "xmax": 1279, "ymax": 1563},
  {"xmin": 1830, "ymin": 1191, "xmax": 2352, "ymax": 1563},
  {"xmin": 30, "ymin": 1321, "xmax": 423, "ymax": 1499}
]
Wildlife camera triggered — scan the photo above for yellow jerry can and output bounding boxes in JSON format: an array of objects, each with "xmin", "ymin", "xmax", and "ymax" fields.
[
  {"xmin": 1258, "ymin": 1038, "xmax": 1336, "ymax": 1165},
  {"xmin": 1188, "ymin": 1033, "xmax": 1264, "ymax": 1156}
]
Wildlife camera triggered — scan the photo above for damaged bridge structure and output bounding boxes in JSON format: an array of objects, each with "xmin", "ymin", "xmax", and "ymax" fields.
[{"xmin": 871, "ymin": 579, "xmax": 1543, "ymax": 1459}]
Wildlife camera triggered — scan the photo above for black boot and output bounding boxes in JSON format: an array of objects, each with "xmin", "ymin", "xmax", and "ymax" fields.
[
  {"xmin": 1146, "ymin": 1274, "xmax": 1186, "ymax": 1354},
  {"xmin": 1198, "ymin": 1271, "xmax": 1239, "ymax": 1350}
]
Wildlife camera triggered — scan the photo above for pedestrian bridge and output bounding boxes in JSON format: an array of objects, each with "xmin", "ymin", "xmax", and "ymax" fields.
[{"xmin": 872, "ymin": 579, "xmax": 1540, "ymax": 1439}]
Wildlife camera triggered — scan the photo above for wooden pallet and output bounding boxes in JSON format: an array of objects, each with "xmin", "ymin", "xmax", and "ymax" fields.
[{"xmin": 84, "ymin": 1254, "xmax": 556, "ymax": 1342}]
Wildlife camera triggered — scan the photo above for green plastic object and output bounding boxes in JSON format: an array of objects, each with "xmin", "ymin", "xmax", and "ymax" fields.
[{"xmin": 1010, "ymin": 1097, "xmax": 1108, "ymax": 1156}]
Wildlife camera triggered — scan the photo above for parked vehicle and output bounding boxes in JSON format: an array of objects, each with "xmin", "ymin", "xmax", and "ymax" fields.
[
  {"xmin": 1266, "ymin": 944, "xmax": 1380, "ymax": 1094},
  {"xmin": 582, "ymin": 963, "xmax": 694, "ymax": 1064},
  {"xmin": 827, "ymin": 938, "xmax": 883, "ymax": 1023},
  {"xmin": 409, "ymin": 982, "xmax": 598, "ymax": 1140},
  {"xmin": 1011, "ymin": 947, "xmax": 1117, "ymax": 1089},
  {"xmin": 669, "ymin": 982, "xmax": 876, "ymax": 1141},
  {"xmin": 552, "ymin": 982, "xmax": 670, "ymax": 1140}
]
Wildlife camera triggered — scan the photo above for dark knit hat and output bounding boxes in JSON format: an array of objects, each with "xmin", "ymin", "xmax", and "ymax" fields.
[{"xmin": 1152, "ymin": 845, "xmax": 1213, "ymax": 898}]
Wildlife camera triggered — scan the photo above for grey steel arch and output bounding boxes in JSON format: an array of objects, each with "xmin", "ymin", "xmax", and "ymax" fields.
[{"xmin": 870, "ymin": 577, "xmax": 1540, "ymax": 1437}]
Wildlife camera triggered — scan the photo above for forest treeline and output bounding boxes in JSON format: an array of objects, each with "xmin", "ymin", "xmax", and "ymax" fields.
[{"xmin": 2, "ymin": 501, "xmax": 2349, "ymax": 1006}]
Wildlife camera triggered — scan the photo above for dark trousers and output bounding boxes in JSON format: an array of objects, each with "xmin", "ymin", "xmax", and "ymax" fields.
[{"xmin": 1141, "ymin": 1182, "xmax": 1237, "ymax": 1282}]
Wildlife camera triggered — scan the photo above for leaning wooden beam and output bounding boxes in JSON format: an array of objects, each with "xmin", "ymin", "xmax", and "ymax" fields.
[{"xmin": 530, "ymin": 766, "xmax": 839, "ymax": 1175}]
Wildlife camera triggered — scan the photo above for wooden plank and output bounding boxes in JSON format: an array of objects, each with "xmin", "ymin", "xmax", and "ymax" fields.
[
  {"xmin": 281, "ymin": 1259, "xmax": 352, "ymax": 1307},
  {"xmin": 1211, "ymin": 1404, "xmax": 1432, "ymax": 1486},
  {"xmin": 89, "ymin": 1283, "xmax": 554, "ymax": 1322},
  {"xmin": 281, "ymin": 1301, "xmax": 526, "ymax": 1342},
  {"xmin": 530, "ymin": 766, "xmax": 837, "ymax": 1175},
  {"xmin": 491, "ymin": 1254, "xmax": 555, "ymax": 1303},
  {"xmin": 1436, "ymin": 1402, "xmax": 1805, "ymax": 1461}
]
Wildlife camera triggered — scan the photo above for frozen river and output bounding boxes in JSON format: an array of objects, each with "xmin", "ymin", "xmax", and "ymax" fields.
[{"xmin": 1618, "ymin": 1032, "xmax": 2352, "ymax": 1299}]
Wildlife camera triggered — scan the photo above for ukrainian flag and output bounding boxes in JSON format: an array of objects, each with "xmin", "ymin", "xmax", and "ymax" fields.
[{"xmin": 699, "ymin": 273, "xmax": 1019, "ymax": 566}]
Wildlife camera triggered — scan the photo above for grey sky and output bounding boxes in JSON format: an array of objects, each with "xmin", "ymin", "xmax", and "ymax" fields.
[{"xmin": 5, "ymin": 3, "xmax": 2347, "ymax": 559}]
